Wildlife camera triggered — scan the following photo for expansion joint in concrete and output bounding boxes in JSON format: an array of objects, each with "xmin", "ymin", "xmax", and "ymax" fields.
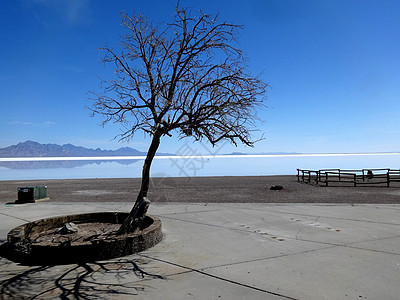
[
  {"xmin": 139, "ymin": 254, "xmax": 299, "ymax": 300},
  {"xmin": 0, "ymin": 212, "xmax": 30, "ymax": 223}
]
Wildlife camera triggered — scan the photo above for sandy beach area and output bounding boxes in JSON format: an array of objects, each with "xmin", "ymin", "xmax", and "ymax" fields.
[{"xmin": 1, "ymin": 175, "xmax": 399, "ymax": 204}]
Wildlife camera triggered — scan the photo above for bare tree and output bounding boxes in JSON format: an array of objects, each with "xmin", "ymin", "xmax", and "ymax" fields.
[{"xmin": 90, "ymin": 5, "xmax": 268, "ymax": 233}]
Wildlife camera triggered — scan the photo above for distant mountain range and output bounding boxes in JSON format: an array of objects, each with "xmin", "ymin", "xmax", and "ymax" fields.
[
  {"xmin": 0, "ymin": 141, "xmax": 302, "ymax": 158},
  {"xmin": 0, "ymin": 141, "xmax": 164, "ymax": 158},
  {"xmin": 0, "ymin": 141, "xmax": 155, "ymax": 169}
]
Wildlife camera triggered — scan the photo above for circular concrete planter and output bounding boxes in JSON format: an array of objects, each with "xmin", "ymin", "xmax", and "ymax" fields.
[{"xmin": 4, "ymin": 212, "xmax": 162, "ymax": 265}]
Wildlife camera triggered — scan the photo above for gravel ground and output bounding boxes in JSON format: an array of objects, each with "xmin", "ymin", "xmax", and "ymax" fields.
[{"xmin": 1, "ymin": 175, "xmax": 400, "ymax": 204}]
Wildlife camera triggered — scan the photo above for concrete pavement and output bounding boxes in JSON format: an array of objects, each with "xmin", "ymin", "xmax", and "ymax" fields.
[{"xmin": 1, "ymin": 201, "xmax": 400, "ymax": 299}]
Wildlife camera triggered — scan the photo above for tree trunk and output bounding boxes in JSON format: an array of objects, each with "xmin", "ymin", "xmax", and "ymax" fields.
[{"xmin": 117, "ymin": 131, "xmax": 162, "ymax": 234}]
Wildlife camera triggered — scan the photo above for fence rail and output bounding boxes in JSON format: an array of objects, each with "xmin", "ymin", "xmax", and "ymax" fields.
[{"xmin": 297, "ymin": 168, "xmax": 400, "ymax": 187}]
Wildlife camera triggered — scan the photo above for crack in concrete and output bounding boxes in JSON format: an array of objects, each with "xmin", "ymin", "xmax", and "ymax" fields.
[
  {"xmin": 157, "ymin": 204, "xmax": 400, "ymax": 226},
  {"xmin": 198, "ymin": 245, "xmax": 338, "ymax": 271},
  {"xmin": 139, "ymin": 253, "xmax": 299, "ymax": 299},
  {"xmin": 160, "ymin": 214, "xmax": 400, "ymax": 256},
  {"xmin": 343, "ymin": 235, "xmax": 400, "ymax": 256},
  {"xmin": 0, "ymin": 212, "xmax": 30, "ymax": 223},
  {"xmin": 262, "ymin": 210, "xmax": 400, "ymax": 226},
  {"xmin": 158, "ymin": 208, "xmax": 224, "ymax": 216}
]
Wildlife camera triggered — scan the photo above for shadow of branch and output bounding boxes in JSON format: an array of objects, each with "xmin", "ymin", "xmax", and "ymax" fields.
[{"xmin": 0, "ymin": 255, "xmax": 165, "ymax": 299}]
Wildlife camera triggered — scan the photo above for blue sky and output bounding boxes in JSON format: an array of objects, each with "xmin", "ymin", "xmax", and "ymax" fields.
[{"xmin": 1, "ymin": 0, "xmax": 399, "ymax": 154}]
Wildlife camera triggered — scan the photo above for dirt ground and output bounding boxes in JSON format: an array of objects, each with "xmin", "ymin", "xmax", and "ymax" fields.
[
  {"xmin": 30, "ymin": 222, "xmax": 121, "ymax": 245},
  {"xmin": 1, "ymin": 175, "xmax": 400, "ymax": 204}
]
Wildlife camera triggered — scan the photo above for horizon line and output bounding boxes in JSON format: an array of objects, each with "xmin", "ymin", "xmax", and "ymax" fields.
[{"xmin": 1, "ymin": 152, "xmax": 400, "ymax": 162}]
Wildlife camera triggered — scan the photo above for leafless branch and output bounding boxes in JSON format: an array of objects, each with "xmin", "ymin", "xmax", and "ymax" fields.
[
  {"xmin": 89, "ymin": 6, "xmax": 267, "ymax": 145},
  {"xmin": 88, "ymin": 5, "xmax": 268, "ymax": 231}
]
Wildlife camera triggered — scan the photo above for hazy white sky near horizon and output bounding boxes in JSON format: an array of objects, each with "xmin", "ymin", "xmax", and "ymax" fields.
[{"xmin": 1, "ymin": 0, "xmax": 399, "ymax": 154}]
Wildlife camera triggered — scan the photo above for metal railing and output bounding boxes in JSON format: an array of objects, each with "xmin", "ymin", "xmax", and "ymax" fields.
[{"xmin": 297, "ymin": 168, "xmax": 400, "ymax": 187}]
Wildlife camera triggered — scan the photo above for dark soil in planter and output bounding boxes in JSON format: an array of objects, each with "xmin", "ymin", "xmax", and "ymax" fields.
[{"xmin": 0, "ymin": 212, "xmax": 162, "ymax": 266}]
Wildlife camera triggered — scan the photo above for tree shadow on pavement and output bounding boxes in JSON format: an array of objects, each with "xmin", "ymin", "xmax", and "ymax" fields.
[{"xmin": 0, "ymin": 254, "xmax": 164, "ymax": 299}]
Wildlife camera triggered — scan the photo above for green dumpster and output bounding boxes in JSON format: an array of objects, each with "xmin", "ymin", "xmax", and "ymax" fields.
[{"xmin": 17, "ymin": 186, "xmax": 47, "ymax": 203}]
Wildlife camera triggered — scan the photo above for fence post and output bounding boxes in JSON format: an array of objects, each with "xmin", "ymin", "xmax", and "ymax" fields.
[
  {"xmin": 339, "ymin": 169, "xmax": 341, "ymax": 181},
  {"xmin": 326, "ymin": 172, "xmax": 328, "ymax": 187},
  {"xmin": 354, "ymin": 174, "xmax": 356, "ymax": 187},
  {"xmin": 387, "ymin": 172, "xmax": 390, "ymax": 187},
  {"xmin": 297, "ymin": 169, "xmax": 300, "ymax": 182}
]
